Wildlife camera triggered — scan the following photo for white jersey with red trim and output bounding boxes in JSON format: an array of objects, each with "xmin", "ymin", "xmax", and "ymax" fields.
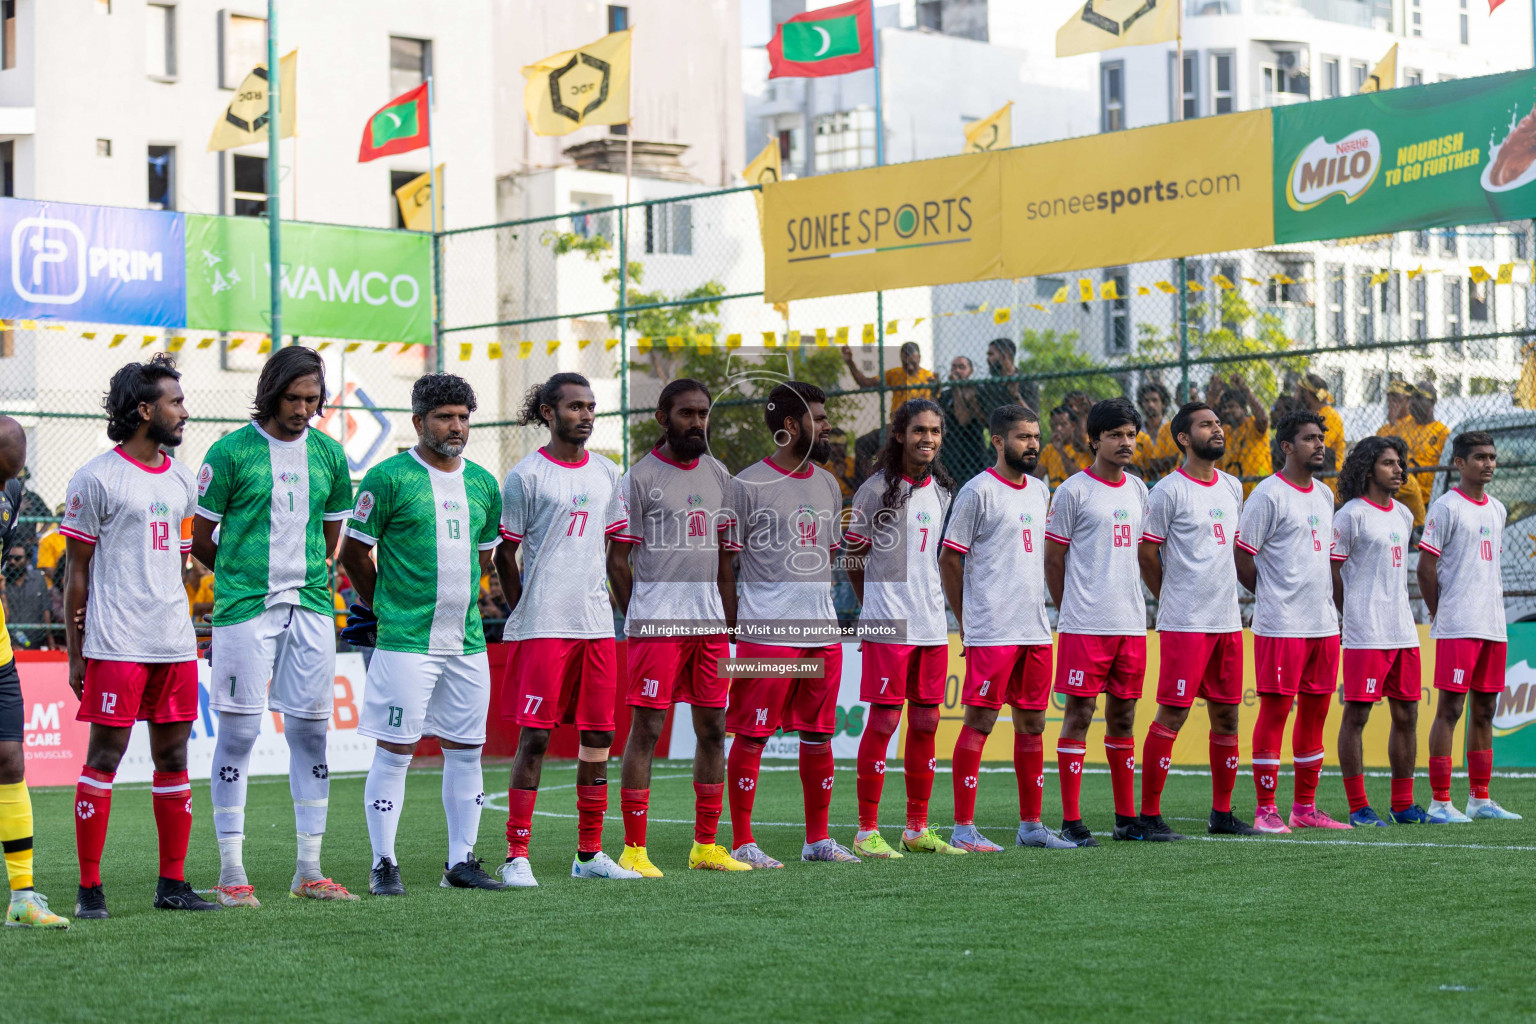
[
  {"xmin": 846, "ymin": 473, "xmax": 951, "ymax": 645},
  {"xmin": 614, "ymin": 450, "xmax": 734, "ymax": 637},
  {"xmin": 941, "ymin": 467, "xmax": 1051, "ymax": 646},
  {"xmin": 500, "ymin": 447, "xmax": 626, "ymax": 641},
  {"xmin": 60, "ymin": 446, "xmax": 198, "ymax": 662},
  {"xmin": 1330, "ymin": 496, "xmax": 1417, "ymax": 649},
  {"xmin": 1421, "ymin": 487, "xmax": 1507, "ymax": 642},
  {"xmin": 1044, "ymin": 468, "xmax": 1150, "ymax": 636},
  {"xmin": 1235, "ymin": 473, "xmax": 1339, "ymax": 638},
  {"xmin": 1143, "ymin": 467, "xmax": 1243, "ymax": 633}
]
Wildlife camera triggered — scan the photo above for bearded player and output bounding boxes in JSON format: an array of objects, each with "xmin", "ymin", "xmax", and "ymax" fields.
[
  {"xmin": 1045, "ymin": 397, "xmax": 1151, "ymax": 845},
  {"xmin": 64, "ymin": 355, "xmax": 219, "ymax": 917},
  {"xmin": 1137, "ymin": 402, "xmax": 1260, "ymax": 839},
  {"xmin": 341, "ymin": 374, "xmax": 507, "ymax": 895},
  {"xmin": 1331, "ymin": 436, "xmax": 1427, "ymax": 826},
  {"xmin": 608, "ymin": 379, "xmax": 748, "ymax": 875},
  {"xmin": 844, "ymin": 399, "xmax": 961, "ymax": 859},
  {"xmin": 727, "ymin": 381, "xmax": 858, "ymax": 866},
  {"xmin": 1420, "ymin": 432, "xmax": 1520, "ymax": 822},
  {"xmin": 940, "ymin": 405, "xmax": 1077, "ymax": 851},
  {"xmin": 192, "ymin": 345, "xmax": 357, "ymax": 907},
  {"xmin": 498, "ymin": 373, "xmax": 641, "ymax": 885}
]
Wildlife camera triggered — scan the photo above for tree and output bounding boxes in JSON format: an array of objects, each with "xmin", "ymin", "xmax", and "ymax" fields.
[{"xmin": 1135, "ymin": 288, "xmax": 1307, "ymax": 410}]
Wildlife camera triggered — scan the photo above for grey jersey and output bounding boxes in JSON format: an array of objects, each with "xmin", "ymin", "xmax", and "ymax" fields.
[
  {"xmin": 615, "ymin": 450, "xmax": 734, "ymax": 637},
  {"xmin": 1421, "ymin": 488, "xmax": 1507, "ymax": 642},
  {"xmin": 729, "ymin": 458, "xmax": 844, "ymax": 648},
  {"xmin": 1331, "ymin": 497, "xmax": 1418, "ymax": 649},
  {"xmin": 942, "ymin": 468, "xmax": 1051, "ymax": 647},
  {"xmin": 846, "ymin": 474, "xmax": 951, "ymax": 646},
  {"xmin": 1044, "ymin": 468, "xmax": 1150, "ymax": 636},
  {"xmin": 60, "ymin": 447, "xmax": 198, "ymax": 662},
  {"xmin": 1236, "ymin": 474, "xmax": 1340, "ymax": 638},
  {"xmin": 1143, "ymin": 468, "xmax": 1243, "ymax": 633},
  {"xmin": 500, "ymin": 448, "xmax": 626, "ymax": 641}
]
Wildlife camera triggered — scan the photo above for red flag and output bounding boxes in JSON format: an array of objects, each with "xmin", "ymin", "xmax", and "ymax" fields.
[
  {"xmin": 767, "ymin": 0, "xmax": 874, "ymax": 80},
  {"xmin": 358, "ymin": 83, "xmax": 430, "ymax": 163},
  {"xmin": 1490, "ymin": 0, "xmax": 1507, "ymax": 10}
]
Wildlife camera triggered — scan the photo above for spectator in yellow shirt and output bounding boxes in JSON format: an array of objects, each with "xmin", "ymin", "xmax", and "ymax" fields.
[
  {"xmin": 1405, "ymin": 381, "xmax": 1450, "ymax": 481},
  {"xmin": 184, "ymin": 561, "xmax": 215, "ymax": 621},
  {"xmin": 35, "ymin": 506, "xmax": 66, "ymax": 570},
  {"xmin": 1296, "ymin": 373, "xmax": 1345, "ymax": 472},
  {"xmin": 1133, "ymin": 381, "xmax": 1179, "ymax": 480},
  {"xmin": 1209, "ymin": 373, "xmax": 1270, "ymax": 496},
  {"xmin": 842, "ymin": 341, "xmax": 939, "ymax": 421},
  {"xmin": 1375, "ymin": 380, "xmax": 1428, "ymax": 525},
  {"xmin": 1037, "ymin": 404, "xmax": 1088, "ymax": 487}
]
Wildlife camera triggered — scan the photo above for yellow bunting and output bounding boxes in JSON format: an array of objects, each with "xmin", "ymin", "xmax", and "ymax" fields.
[
  {"xmin": 993, "ymin": 307, "xmax": 1012, "ymax": 324},
  {"xmin": 547, "ymin": 340, "xmax": 560, "ymax": 354},
  {"xmin": 886, "ymin": 320, "xmax": 898, "ymax": 335},
  {"xmin": 913, "ymin": 317, "xmax": 925, "ymax": 327},
  {"xmin": 1497, "ymin": 262, "xmax": 1515, "ymax": 285},
  {"xmin": 834, "ymin": 325, "xmax": 849, "ymax": 346},
  {"xmin": 488, "ymin": 342, "xmax": 503, "ymax": 360},
  {"xmin": 762, "ymin": 331, "xmax": 778, "ymax": 348},
  {"xmin": 1100, "ymin": 280, "xmax": 1120, "ymax": 301},
  {"xmin": 1030, "ymin": 303, "xmax": 1047, "ymax": 311},
  {"xmin": 81, "ymin": 331, "xmax": 96, "ymax": 340},
  {"xmin": 1243, "ymin": 276, "xmax": 1264, "ymax": 287},
  {"xmin": 44, "ymin": 323, "xmax": 65, "ymax": 331},
  {"xmin": 1368, "ymin": 270, "xmax": 1390, "ymax": 287},
  {"xmin": 1273, "ymin": 273, "xmax": 1296, "ymax": 285},
  {"xmin": 637, "ymin": 337, "xmax": 653, "ymax": 353},
  {"xmin": 369, "ymin": 342, "xmax": 386, "ymax": 353},
  {"xmin": 342, "ymin": 341, "xmax": 360, "ymax": 353},
  {"xmin": 459, "ymin": 342, "xmax": 473, "ymax": 361},
  {"xmin": 1407, "ymin": 265, "xmax": 1424, "ymax": 280},
  {"xmin": 1212, "ymin": 274, "xmax": 1235, "ymax": 290},
  {"xmin": 1187, "ymin": 280, "xmax": 1205, "ymax": 292},
  {"xmin": 578, "ymin": 338, "xmax": 592, "ymax": 350},
  {"xmin": 109, "ymin": 334, "xmax": 126, "ymax": 347},
  {"xmin": 786, "ymin": 332, "xmax": 801, "ymax": 349},
  {"xmin": 1077, "ymin": 279, "xmax": 1094, "ymax": 302},
  {"xmin": 862, "ymin": 323, "xmax": 876, "ymax": 345},
  {"xmin": 976, "ymin": 302, "xmax": 990, "ymax": 313},
  {"xmin": 815, "ymin": 327, "xmax": 828, "ymax": 347},
  {"xmin": 1136, "ymin": 285, "xmax": 1151, "ymax": 296},
  {"xmin": 228, "ymin": 337, "xmax": 246, "ymax": 350},
  {"xmin": 19, "ymin": 320, "xmax": 36, "ymax": 329},
  {"xmin": 696, "ymin": 334, "xmax": 714, "ymax": 351},
  {"xmin": 1155, "ymin": 281, "xmax": 1176, "ymax": 294},
  {"xmin": 198, "ymin": 337, "xmax": 216, "ymax": 349},
  {"xmin": 316, "ymin": 341, "xmax": 330, "ymax": 351},
  {"xmin": 519, "ymin": 341, "xmax": 534, "ymax": 359},
  {"xmin": 726, "ymin": 333, "xmax": 742, "ymax": 349},
  {"xmin": 167, "ymin": 336, "xmax": 185, "ymax": 352},
  {"xmin": 605, "ymin": 338, "xmax": 621, "ymax": 351},
  {"xmin": 665, "ymin": 335, "xmax": 684, "ymax": 352},
  {"xmin": 259, "ymin": 338, "xmax": 274, "ymax": 353},
  {"xmin": 1051, "ymin": 286, "xmax": 1068, "ymax": 303}
]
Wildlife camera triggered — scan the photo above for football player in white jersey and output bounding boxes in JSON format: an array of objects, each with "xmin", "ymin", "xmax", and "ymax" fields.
[
  {"xmin": 1331, "ymin": 436, "xmax": 1425, "ymax": 826},
  {"xmin": 1419, "ymin": 431, "xmax": 1520, "ymax": 822},
  {"xmin": 940, "ymin": 405, "xmax": 1077, "ymax": 851},
  {"xmin": 844, "ymin": 399, "xmax": 960, "ymax": 858}
]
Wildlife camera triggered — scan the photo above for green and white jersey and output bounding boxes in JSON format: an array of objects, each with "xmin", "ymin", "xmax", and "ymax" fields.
[
  {"xmin": 196, "ymin": 423, "xmax": 353, "ymax": 626},
  {"xmin": 345, "ymin": 449, "xmax": 501, "ymax": 656}
]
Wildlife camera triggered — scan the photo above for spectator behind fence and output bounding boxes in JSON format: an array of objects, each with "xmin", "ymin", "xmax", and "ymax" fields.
[
  {"xmin": 2, "ymin": 544, "xmax": 51, "ymax": 650},
  {"xmin": 1133, "ymin": 380, "xmax": 1179, "ymax": 481},
  {"xmin": 1405, "ymin": 381, "xmax": 1450, "ymax": 485},
  {"xmin": 1296, "ymin": 373, "xmax": 1345, "ymax": 472},
  {"xmin": 938, "ymin": 356, "xmax": 988, "ymax": 485},
  {"xmin": 479, "ymin": 571, "xmax": 511, "ymax": 643},
  {"xmin": 1037, "ymin": 404, "xmax": 1088, "ymax": 487},
  {"xmin": 977, "ymin": 337, "xmax": 1041, "ymax": 416},
  {"xmin": 184, "ymin": 560, "xmax": 215, "ymax": 622},
  {"xmin": 36, "ymin": 506, "xmax": 65, "ymax": 571},
  {"xmin": 1209, "ymin": 373, "xmax": 1270, "ymax": 497},
  {"xmin": 1375, "ymin": 380, "xmax": 1428, "ymax": 526},
  {"xmin": 818, "ymin": 426, "xmax": 859, "ymax": 500},
  {"xmin": 844, "ymin": 340, "xmax": 939, "ymax": 480}
]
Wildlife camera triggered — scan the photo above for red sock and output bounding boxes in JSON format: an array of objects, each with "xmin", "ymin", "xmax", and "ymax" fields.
[
  {"xmin": 1468, "ymin": 748, "xmax": 1493, "ymax": 800},
  {"xmin": 951, "ymin": 725, "xmax": 987, "ymax": 826},
  {"xmin": 1429, "ymin": 756, "xmax": 1453, "ymax": 803},
  {"xmin": 1293, "ymin": 693, "xmax": 1330, "ymax": 804},
  {"xmin": 1343, "ymin": 773, "xmax": 1369, "ymax": 813},
  {"xmin": 75, "ymin": 767, "xmax": 114, "ymax": 887},
  {"xmin": 693, "ymin": 782, "xmax": 723, "ymax": 846},
  {"xmin": 728, "ymin": 737, "xmax": 764, "ymax": 848},
  {"xmin": 1293, "ymin": 749, "xmax": 1324, "ymax": 807},
  {"xmin": 151, "ymin": 770, "xmax": 192, "ymax": 881},
  {"xmin": 1105, "ymin": 736, "xmax": 1136, "ymax": 818},
  {"xmin": 505, "ymin": 787, "xmax": 536, "ymax": 858},
  {"xmin": 904, "ymin": 706, "xmax": 939, "ymax": 832},
  {"xmin": 1015, "ymin": 733, "xmax": 1044, "ymax": 822},
  {"xmin": 1390, "ymin": 775, "xmax": 1414, "ymax": 813},
  {"xmin": 1057, "ymin": 741, "xmax": 1085, "ymax": 821},
  {"xmin": 799, "ymin": 740, "xmax": 835, "ymax": 844},
  {"xmin": 1252, "ymin": 693, "xmax": 1292, "ymax": 809},
  {"xmin": 576, "ymin": 783, "xmax": 607, "ymax": 854},
  {"xmin": 855, "ymin": 705, "xmax": 901, "ymax": 831},
  {"xmin": 1140, "ymin": 722, "xmax": 1177, "ymax": 817},
  {"xmin": 620, "ymin": 787, "xmax": 649, "ymax": 848},
  {"xmin": 1210, "ymin": 733, "xmax": 1238, "ymax": 813}
]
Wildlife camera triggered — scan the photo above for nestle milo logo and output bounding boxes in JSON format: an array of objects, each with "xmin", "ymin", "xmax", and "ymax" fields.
[
  {"xmin": 1307, "ymin": 514, "xmax": 1321, "ymax": 527},
  {"xmin": 1287, "ymin": 130, "xmax": 1380, "ymax": 211}
]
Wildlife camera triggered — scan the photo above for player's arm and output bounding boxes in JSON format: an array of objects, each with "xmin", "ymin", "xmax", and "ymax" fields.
[
  {"xmin": 1137, "ymin": 541, "xmax": 1163, "ymax": 600},
  {"xmin": 1234, "ymin": 547, "xmax": 1258, "ymax": 593},
  {"xmin": 339, "ymin": 537, "xmax": 377, "ymax": 608},
  {"xmin": 493, "ymin": 540, "xmax": 521, "ymax": 613},
  {"xmin": 1330, "ymin": 558, "xmax": 1344, "ymax": 616},
  {"xmin": 938, "ymin": 545, "xmax": 964, "ymax": 636},
  {"xmin": 190, "ymin": 514, "xmax": 218, "ymax": 570},
  {"xmin": 478, "ymin": 546, "xmax": 496, "ymax": 579},
  {"xmin": 323, "ymin": 519, "xmax": 343, "ymax": 558},
  {"xmin": 1044, "ymin": 539, "xmax": 1066, "ymax": 610},
  {"xmin": 842, "ymin": 533, "xmax": 869, "ymax": 605},
  {"xmin": 1416, "ymin": 548, "xmax": 1440, "ymax": 619},
  {"xmin": 717, "ymin": 544, "xmax": 738, "ymax": 634},
  {"xmin": 63, "ymin": 538, "xmax": 93, "ymax": 697},
  {"xmin": 606, "ymin": 537, "xmax": 633, "ymax": 617}
]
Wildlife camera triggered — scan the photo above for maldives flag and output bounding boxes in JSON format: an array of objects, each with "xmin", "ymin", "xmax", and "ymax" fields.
[
  {"xmin": 767, "ymin": 0, "xmax": 874, "ymax": 79},
  {"xmin": 358, "ymin": 82, "xmax": 430, "ymax": 163}
]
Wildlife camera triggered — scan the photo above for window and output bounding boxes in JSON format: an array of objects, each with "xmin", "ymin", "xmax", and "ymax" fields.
[
  {"xmin": 2, "ymin": 1, "xmax": 15, "ymax": 70},
  {"xmin": 1210, "ymin": 52, "xmax": 1234, "ymax": 114},
  {"xmin": 1440, "ymin": 228, "xmax": 1458, "ymax": 256},
  {"xmin": 1351, "ymin": 61, "xmax": 1369, "ymax": 93},
  {"xmin": 146, "ymin": 3, "xmax": 175, "ymax": 79},
  {"xmin": 96, "ymin": 138, "xmax": 111, "ymax": 157},
  {"xmin": 1404, "ymin": 68, "xmax": 1422, "ymax": 87},
  {"xmin": 1442, "ymin": 376, "xmax": 1464, "ymax": 398},
  {"xmin": 1365, "ymin": 370, "xmax": 1385, "ymax": 403},
  {"xmin": 1460, "ymin": 0, "xmax": 1469, "ymax": 44},
  {"xmin": 812, "ymin": 109, "xmax": 875, "ymax": 172},
  {"xmin": 1516, "ymin": 228, "xmax": 1530, "ymax": 260},
  {"xmin": 645, "ymin": 202, "xmax": 692, "ymax": 255},
  {"xmin": 232, "ymin": 153, "xmax": 266, "ymax": 216},
  {"xmin": 147, "ymin": 145, "xmax": 175, "ymax": 210},
  {"xmin": 1267, "ymin": 259, "xmax": 1307, "ymax": 304},
  {"xmin": 1105, "ymin": 269, "xmax": 1130, "ymax": 355},
  {"xmin": 1101, "ymin": 62, "xmax": 1124, "ymax": 132},
  {"xmin": 569, "ymin": 191, "xmax": 613, "ymax": 241},
  {"xmin": 607, "ymin": 5, "xmax": 628, "ymax": 32},
  {"xmin": 1036, "ymin": 277, "xmax": 1064, "ymax": 300},
  {"xmin": 1322, "ymin": 57, "xmax": 1340, "ymax": 98},
  {"xmin": 777, "ymin": 129, "xmax": 793, "ymax": 160},
  {"xmin": 0, "ymin": 141, "xmax": 11, "ymax": 197},
  {"xmin": 1466, "ymin": 231, "xmax": 1495, "ymax": 261},
  {"xmin": 1171, "ymin": 51, "xmax": 1196, "ymax": 120},
  {"xmin": 1469, "ymin": 277, "xmax": 1489, "ymax": 322},
  {"xmin": 221, "ymin": 12, "xmax": 265, "ymax": 88},
  {"xmin": 1411, "ymin": 230, "xmax": 1429, "ymax": 255},
  {"xmin": 1410, "ymin": 275, "xmax": 1427, "ymax": 342},
  {"xmin": 1410, "ymin": 0, "xmax": 1422, "ymax": 36},
  {"xmin": 1355, "ymin": 272, "xmax": 1373, "ymax": 343},
  {"xmin": 390, "ymin": 36, "xmax": 431, "ymax": 99},
  {"xmin": 1445, "ymin": 278, "xmax": 1463, "ymax": 346},
  {"xmin": 1378, "ymin": 271, "xmax": 1399, "ymax": 318},
  {"xmin": 390, "ymin": 170, "xmax": 420, "ymax": 228},
  {"xmin": 1325, "ymin": 264, "xmax": 1346, "ymax": 343},
  {"xmin": 1261, "ymin": 62, "xmax": 1308, "ymax": 105}
]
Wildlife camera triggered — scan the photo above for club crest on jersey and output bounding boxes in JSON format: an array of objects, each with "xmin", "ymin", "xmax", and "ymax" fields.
[
  {"xmin": 277, "ymin": 471, "xmax": 301, "ymax": 485},
  {"xmin": 64, "ymin": 492, "xmax": 82, "ymax": 522},
  {"xmin": 1019, "ymin": 512, "xmax": 1034, "ymax": 524},
  {"xmin": 441, "ymin": 499, "xmax": 463, "ymax": 512},
  {"xmin": 1389, "ymin": 531, "xmax": 1402, "ymax": 544},
  {"xmin": 354, "ymin": 491, "xmax": 375, "ymax": 524},
  {"xmin": 796, "ymin": 503, "xmax": 816, "ymax": 516},
  {"xmin": 1113, "ymin": 508, "xmax": 1129, "ymax": 521},
  {"xmin": 571, "ymin": 493, "xmax": 590, "ymax": 509},
  {"xmin": 147, "ymin": 501, "xmax": 169, "ymax": 517},
  {"xmin": 1480, "ymin": 525, "xmax": 1492, "ymax": 537},
  {"xmin": 1307, "ymin": 514, "xmax": 1321, "ymax": 527},
  {"xmin": 915, "ymin": 510, "xmax": 932, "ymax": 525},
  {"xmin": 1208, "ymin": 508, "xmax": 1224, "ymax": 520},
  {"xmin": 686, "ymin": 494, "xmax": 703, "ymax": 508},
  {"xmin": 197, "ymin": 463, "xmax": 213, "ymax": 496}
]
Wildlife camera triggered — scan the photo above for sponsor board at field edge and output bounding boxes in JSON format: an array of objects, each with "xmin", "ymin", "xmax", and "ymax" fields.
[
  {"xmin": 0, "ymin": 197, "xmax": 185, "ymax": 326},
  {"xmin": 186, "ymin": 215, "xmax": 431, "ymax": 345},
  {"xmin": 1273, "ymin": 68, "xmax": 1536, "ymax": 242},
  {"xmin": 761, "ymin": 110, "xmax": 1273, "ymax": 303},
  {"xmin": 1492, "ymin": 622, "xmax": 1536, "ymax": 767},
  {"xmin": 18, "ymin": 652, "xmax": 375, "ymax": 787}
]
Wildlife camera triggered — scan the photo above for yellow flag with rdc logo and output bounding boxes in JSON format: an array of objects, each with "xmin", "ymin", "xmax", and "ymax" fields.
[
  {"xmin": 523, "ymin": 30, "xmax": 631, "ymax": 137},
  {"xmin": 962, "ymin": 103, "xmax": 1011, "ymax": 154}
]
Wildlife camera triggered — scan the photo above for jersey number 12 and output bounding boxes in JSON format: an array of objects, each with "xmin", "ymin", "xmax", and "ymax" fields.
[{"xmin": 149, "ymin": 521, "xmax": 170, "ymax": 552}]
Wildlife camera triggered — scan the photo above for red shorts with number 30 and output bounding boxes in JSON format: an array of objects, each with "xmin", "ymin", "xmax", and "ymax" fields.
[
  {"xmin": 963, "ymin": 644, "xmax": 1052, "ymax": 711},
  {"xmin": 1342, "ymin": 647, "xmax": 1422, "ymax": 703},
  {"xmin": 77, "ymin": 659, "xmax": 198, "ymax": 727},
  {"xmin": 626, "ymin": 634, "xmax": 729, "ymax": 709}
]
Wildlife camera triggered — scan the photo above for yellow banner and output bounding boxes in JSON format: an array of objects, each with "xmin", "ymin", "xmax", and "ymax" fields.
[{"xmin": 522, "ymin": 29, "xmax": 631, "ymax": 137}]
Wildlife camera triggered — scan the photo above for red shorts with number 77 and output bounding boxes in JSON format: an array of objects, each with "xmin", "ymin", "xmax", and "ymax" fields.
[{"xmin": 503, "ymin": 637, "xmax": 617, "ymax": 730}]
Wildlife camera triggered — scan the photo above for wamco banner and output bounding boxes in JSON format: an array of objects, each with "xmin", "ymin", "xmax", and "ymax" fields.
[{"xmin": 186, "ymin": 215, "xmax": 432, "ymax": 344}]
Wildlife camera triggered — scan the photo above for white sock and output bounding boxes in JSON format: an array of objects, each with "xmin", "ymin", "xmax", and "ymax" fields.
[
  {"xmin": 211, "ymin": 711, "xmax": 262, "ymax": 886},
  {"xmin": 285, "ymin": 716, "xmax": 331, "ymax": 879},
  {"xmin": 364, "ymin": 748, "xmax": 412, "ymax": 869},
  {"xmin": 441, "ymin": 747, "xmax": 485, "ymax": 867}
]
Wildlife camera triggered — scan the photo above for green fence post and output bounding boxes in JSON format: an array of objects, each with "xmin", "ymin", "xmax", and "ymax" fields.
[
  {"xmin": 1177, "ymin": 256, "xmax": 1190, "ymax": 402},
  {"xmin": 433, "ymin": 231, "xmax": 445, "ymax": 373}
]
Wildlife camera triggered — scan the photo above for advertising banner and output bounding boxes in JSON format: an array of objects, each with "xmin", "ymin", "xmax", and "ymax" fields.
[
  {"xmin": 0, "ymin": 197, "xmax": 185, "ymax": 326},
  {"xmin": 1492, "ymin": 622, "xmax": 1536, "ymax": 767},
  {"xmin": 186, "ymin": 215, "xmax": 432, "ymax": 344},
  {"xmin": 1273, "ymin": 69, "xmax": 1536, "ymax": 243}
]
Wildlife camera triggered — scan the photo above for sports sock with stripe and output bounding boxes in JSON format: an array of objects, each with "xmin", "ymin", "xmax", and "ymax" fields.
[
  {"xmin": 621, "ymin": 787, "xmax": 649, "ymax": 848},
  {"xmin": 0, "ymin": 781, "xmax": 34, "ymax": 891},
  {"xmin": 505, "ymin": 787, "xmax": 536, "ymax": 858},
  {"xmin": 799, "ymin": 740, "xmax": 835, "ymax": 844},
  {"xmin": 210, "ymin": 710, "xmax": 260, "ymax": 887},
  {"xmin": 903, "ymin": 705, "xmax": 939, "ymax": 834},
  {"xmin": 364, "ymin": 748, "xmax": 411, "ymax": 868},
  {"xmin": 727, "ymin": 737, "xmax": 764, "ymax": 849},
  {"xmin": 693, "ymin": 782, "xmax": 723, "ymax": 846},
  {"xmin": 855, "ymin": 705, "xmax": 901, "ymax": 833},
  {"xmin": 285, "ymin": 715, "xmax": 331, "ymax": 881},
  {"xmin": 1293, "ymin": 693, "xmax": 1330, "ymax": 805},
  {"xmin": 1015, "ymin": 733, "xmax": 1044, "ymax": 823},
  {"xmin": 1209, "ymin": 732, "xmax": 1238, "ymax": 813},
  {"xmin": 1252, "ymin": 693, "xmax": 1291, "ymax": 808},
  {"xmin": 1104, "ymin": 736, "xmax": 1136, "ymax": 818},
  {"xmin": 75, "ymin": 767, "xmax": 114, "ymax": 887},
  {"xmin": 1057, "ymin": 741, "xmax": 1085, "ymax": 821},
  {"xmin": 1468, "ymin": 748, "xmax": 1492, "ymax": 800},
  {"xmin": 951, "ymin": 725, "xmax": 987, "ymax": 827},
  {"xmin": 441, "ymin": 746, "xmax": 484, "ymax": 867},
  {"xmin": 151, "ymin": 770, "xmax": 193, "ymax": 881},
  {"xmin": 1139, "ymin": 722, "xmax": 1176, "ymax": 816}
]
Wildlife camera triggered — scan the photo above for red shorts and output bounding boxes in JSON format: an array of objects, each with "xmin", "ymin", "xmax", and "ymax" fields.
[
  {"xmin": 77, "ymin": 659, "xmax": 199, "ymax": 727},
  {"xmin": 725, "ymin": 642, "xmax": 841, "ymax": 739},
  {"xmin": 859, "ymin": 642, "xmax": 947, "ymax": 706},
  {"xmin": 626, "ymin": 634, "xmax": 729, "ymax": 710},
  {"xmin": 962, "ymin": 644, "xmax": 1053, "ymax": 711},
  {"xmin": 1342, "ymin": 647, "xmax": 1422, "ymax": 703},
  {"xmin": 1157, "ymin": 631, "xmax": 1243, "ymax": 707},
  {"xmin": 1053, "ymin": 632, "xmax": 1146, "ymax": 701},
  {"xmin": 503, "ymin": 637, "xmax": 617, "ymax": 731},
  {"xmin": 1434, "ymin": 638, "xmax": 1507, "ymax": 694},
  {"xmin": 1254, "ymin": 634, "xmax": 1341, "ymax": 697}
]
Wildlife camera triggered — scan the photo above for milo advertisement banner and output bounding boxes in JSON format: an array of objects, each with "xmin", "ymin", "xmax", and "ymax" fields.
[
  {"xmin": 1493, "ymin": 622, "xmax": 1536, "ymax": 767},
  {"xmin": 1274, "ymin": 69, "xmax": 1536, "ymax": 243}
]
